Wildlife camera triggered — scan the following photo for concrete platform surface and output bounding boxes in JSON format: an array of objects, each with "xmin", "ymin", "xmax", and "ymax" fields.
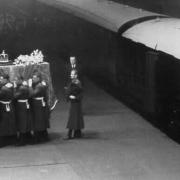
[{"xmin": 0, "ymin": 65, "xmax": 180, "ymax": 179}]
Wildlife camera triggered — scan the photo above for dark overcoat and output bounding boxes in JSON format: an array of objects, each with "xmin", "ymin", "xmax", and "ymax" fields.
[
  {"xmin": 0, "ymin": 85, "xmax": 16, "ymax": 136},
  {"xmin": 66, "ymin": 80, "xmax": 84, "ymax": 130},
  {"xmin": 14, "ymin": 85, "xmax": 32, "ymax": 133},
  {"xmin": 31, "ymin": 82, "xmax": 50, "ymax": 131}
]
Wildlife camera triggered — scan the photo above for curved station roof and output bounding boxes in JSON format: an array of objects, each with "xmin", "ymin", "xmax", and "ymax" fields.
[
  {"xmin": 38, "ymin": 0, "xmax": 180, "ymax": 59},
  {"xmin": 38, "ymin": 0, "xmax": 161, "ymax": 32}
]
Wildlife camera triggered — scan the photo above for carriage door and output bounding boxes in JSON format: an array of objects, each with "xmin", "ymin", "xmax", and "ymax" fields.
[{"xmin": 145, "ymin": 51, "xmax": 159, "ymax": 117}]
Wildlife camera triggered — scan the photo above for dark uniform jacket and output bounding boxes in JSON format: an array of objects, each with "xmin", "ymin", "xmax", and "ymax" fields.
[
  {"xmin": 14, "ymin": 84, "xmax": 32, "ymax": 133},
  {"xmin": 31, "ymin": 81, "xmax": 50, "ymax": 131},
  {"xmin": 0, "ymin": 83, "xmax": 16, "ymax": 136}
]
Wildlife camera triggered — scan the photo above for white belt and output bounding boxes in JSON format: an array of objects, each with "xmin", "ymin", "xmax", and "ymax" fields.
[
  {"xmin": 34, "ymin": 97, "xmax": 46, "ymax": 107},
  {"xmin": 0, "ymin": 100, "xmax": 11, "ymax": 112},
  {"xmin": 17, "ymin": 99, "xmax": 30, "ymax": 109},
  {"xmin": 50, "ymin": 99, "xmax": 58, "ymax": 111}
]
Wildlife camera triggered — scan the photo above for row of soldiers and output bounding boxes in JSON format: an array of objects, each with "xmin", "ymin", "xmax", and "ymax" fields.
[{"xmin": 0, "ymin": 72, "xmax": 50, "ymax": 147}]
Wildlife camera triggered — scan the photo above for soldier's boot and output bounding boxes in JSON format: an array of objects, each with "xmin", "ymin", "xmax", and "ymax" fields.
[
  {"xmin": 39, "ymin": 130, "xmax": 49, "ymax": 142},
  {"xmin": 68, "ymin": 129, "xmax": 73, "ymax": 139},
  {"xmin": 26, "ymin": 132, "xmax": 34, "ymax": 145},
  {"xmin": 76, "ymin": 130, "xmax": 82, "ymax": 138},
  {"xmin": 32, "ymin": 131, "xmax": 40, "ymax": 144},
  {"xmin": 64, "ymin": 129, "xmax": 73, "ymax": 140}
]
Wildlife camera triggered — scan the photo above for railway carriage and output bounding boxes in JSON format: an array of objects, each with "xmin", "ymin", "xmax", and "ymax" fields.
[{"xmin": 36, "ymin": 0, "xmax": 180, "ymax": 134}]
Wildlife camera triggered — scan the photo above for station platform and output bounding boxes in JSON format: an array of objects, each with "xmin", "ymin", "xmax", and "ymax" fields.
[{"xmin": 0, "ymin": 61, "xmax": 180, "ymax": 180}]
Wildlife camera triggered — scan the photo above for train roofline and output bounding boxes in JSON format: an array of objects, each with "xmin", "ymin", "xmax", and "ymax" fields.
[
  {"xmin": 122, "ymin": 17, "xmax": 180, "ymax": 59},
  {"xmin": 37, "ymin": 0, "xmax": 180, "ymax": 59},
  {"xmin": 37, "ymin": 0, "xmax": 163, "ymax": 32}
]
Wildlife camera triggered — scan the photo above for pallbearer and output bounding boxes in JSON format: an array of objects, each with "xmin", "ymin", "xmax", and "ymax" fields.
[
  {"xmin": 31, "ymin": 72, "xmax": 50, "ymax": 143},
  {"xmin": 14, "ymin": 76, "xmax": 32, "ymax": 146},
  {"xmin": 0, "ymin": 74, "xmax": 16, "ymax": 147}
]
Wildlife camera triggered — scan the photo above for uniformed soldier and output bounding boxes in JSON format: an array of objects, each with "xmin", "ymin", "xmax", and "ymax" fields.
[
  {"xmin": 31, "ymin": 72, "xmax": 50, "ymax": 143},
  {"xmin": 14, "ymin": 76, "xmax": 32, "ymax": 146},
  {"xmin": 0, "ymin": 74, "xmax": 16, "ymax": 147}
]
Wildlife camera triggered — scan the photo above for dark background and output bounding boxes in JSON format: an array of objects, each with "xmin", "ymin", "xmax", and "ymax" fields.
[
  {"xmin": 0, "ymin": 0, "xmax": 180, "ymax": 128},
  {"xmin": 111, "ymin": 0, "xmax": 180, "ymax": 17}
]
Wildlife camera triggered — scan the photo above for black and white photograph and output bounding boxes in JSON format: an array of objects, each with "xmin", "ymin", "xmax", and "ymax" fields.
[{"xmin": 0, "ymin": 0, "xmax": 180, "ymax": 179}]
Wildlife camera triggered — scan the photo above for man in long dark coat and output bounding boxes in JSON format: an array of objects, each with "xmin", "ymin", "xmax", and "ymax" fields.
[
  {"xmin": 65, "ymin": 56, "xmax": 83, "ymax": 83},
  {"xmin": 31, "ymin": 72, "xmax": 50, "ymax": 143},
  {"xmin": 65, "ymin": 69, "xmax": 84, "ymax": 139},
  {"xmin": 64, "ymin": 56, "xmax": 83, "ymax": 100}
]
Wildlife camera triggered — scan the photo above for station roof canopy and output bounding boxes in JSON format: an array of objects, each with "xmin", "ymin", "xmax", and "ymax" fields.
[
  {"xmin": 38, "ymin": 0, "xmax": 180, "ymax": 59},
  {"xmin": 38, "ymin": 0, "xmax": 160, "ymax": 32}
]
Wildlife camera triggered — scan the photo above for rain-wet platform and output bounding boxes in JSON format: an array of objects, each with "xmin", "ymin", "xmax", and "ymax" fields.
[{"xmin": 1, "ymin": 65, "xmax": 180, "ymax": 180}]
